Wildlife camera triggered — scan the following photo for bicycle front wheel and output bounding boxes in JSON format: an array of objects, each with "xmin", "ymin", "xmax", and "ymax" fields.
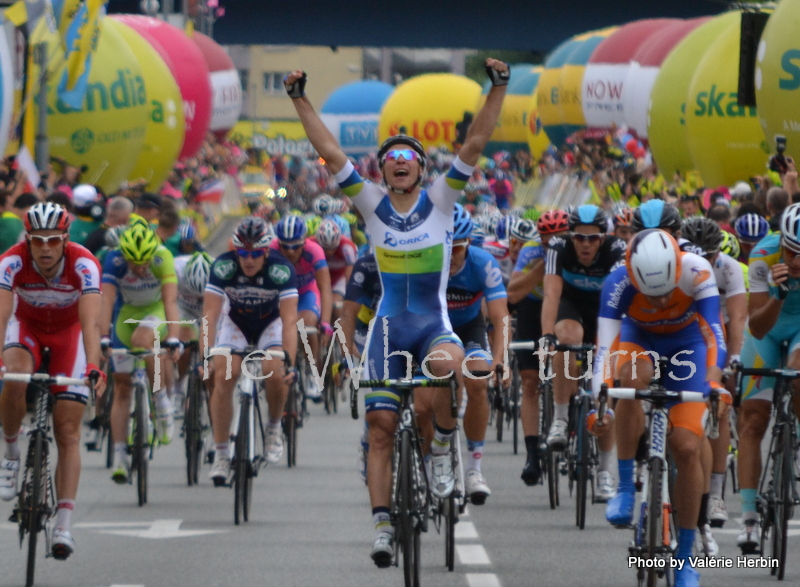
[
  {"xmin": 24, "ymin": 431, "xmax": 46, "ymax": 587},
  {"xmin": 772, "ymin": 423, "xmax": 792, "ymax": 579},
  {"xmin": 185, "ymin": 368, "xmax": 202, "ymax": 486},
  {"xmin": 512, "ymin": 363, "xmax": 521, "ymax": 455},
  {"xmin": 645, "ymin": 458, "xmax": 666, "ymax": 587},
  {"xmin": 398, "ymin": 430, "xmax": 418, "ymax": 587},
  {"xmin": 234, "ymin": 393, "xmax": 252, "ymax": 525},
  {"xmin": 575, "ymin": 396, "xmax": 591, "ymax": 530},
  {"xmin": 133, "ymin": 383, "xmax": 149, "ymax": 507},
  {"xmin": 284, "ymin": 383, "xmax": 298, "ymax": 468}
]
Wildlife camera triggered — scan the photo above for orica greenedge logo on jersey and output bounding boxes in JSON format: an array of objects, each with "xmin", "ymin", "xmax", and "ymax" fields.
[{"xmin": 383, "ymin": 232, "xmax": 430, "ymax": 247}]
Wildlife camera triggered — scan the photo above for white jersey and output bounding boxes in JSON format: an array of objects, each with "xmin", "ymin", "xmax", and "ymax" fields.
[
  {"xmin": 711, "ymin": 252, "xmax": 746, "ymax": 324},
  {"xmin": 174, "ymin": 254, "xmax": 204, "ymax": 320}
]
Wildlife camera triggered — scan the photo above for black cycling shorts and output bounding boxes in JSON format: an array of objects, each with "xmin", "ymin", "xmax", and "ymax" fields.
[
  {"xmin": 556, "ymin": 295, "xmax": 599, "ymax": 345},
  {"xmin": 513, "ymin": 297, "xmax": 543, "ymax": 371}
]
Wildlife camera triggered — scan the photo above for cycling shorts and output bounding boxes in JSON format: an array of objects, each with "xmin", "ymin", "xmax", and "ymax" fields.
[
  {"xmin": 615, "ymin": 317, "xmax": 711, "ymax": 438},
  {"xmin": 363, "ymin": 311, "xmax": 462, "ymax": 414},
  {"xmin": 740, "ymin": 320, "xmax": 800, "ymax": 402},
  {"xmin": 178, "ymin": 300, "xmax": 202, "ymax": 338},
  {"xmin": 513, "ymin": 297, "xmax": 543, "ymax": 371},
  {"xmin": 215, "ymin": 313, "xmax": 283, "ymax": 352},
  {"xmin": 298, "ymin": 289, "xmax": 321, "ymax": 319},
  {"xmin": 4, "ymin": 318, "xmax": 88, "ymax": 402},
  {"xmin": 556, "ymin": 295, "xmax": 599, "ymax": 345},
  {"xmin": 111, "ymin": 301, "xmax": 168, "ymax": 374},
  {"xmin": 455, "ymin": 314, "xmax": 492, "ymax": 365}
]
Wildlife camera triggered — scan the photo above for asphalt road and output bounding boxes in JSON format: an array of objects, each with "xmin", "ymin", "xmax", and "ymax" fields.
[{"xmin": 0, "ymin": 399, "xmax": 797, "ymax": 587}]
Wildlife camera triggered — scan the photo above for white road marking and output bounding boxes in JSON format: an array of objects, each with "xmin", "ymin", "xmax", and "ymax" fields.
[
  {"xmin": 455, "ymin": 521, "xmax": 479, "ymax": 539},
  {"xmin": 457, "ymin": 544, "xmax": 491, "ymax": 565},
  {"xmin": 77, "ymin": 519, "xmax": 227, "ymax": 539},
  {"xmin": 467, "ymin": 574, "xmax": 501, "ymax": 587}
]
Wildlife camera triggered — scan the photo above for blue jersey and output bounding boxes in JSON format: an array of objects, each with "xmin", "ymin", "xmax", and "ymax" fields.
[
  {"xmin": 206, "ymin": 250, "xmax": 298, "ymax": 344},
  {"xmin": 513, "ymin": 241, "xmax": 546, "ymax": 300},
  {"xmin": 344, "ymin": 253, "xmax": 381, "ymax": 331},
  {"xmin": 447, "ymin": 246, "xmax": 507, "ymax": 328}
]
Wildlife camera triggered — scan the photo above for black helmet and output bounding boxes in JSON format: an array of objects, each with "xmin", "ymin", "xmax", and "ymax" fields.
[
  {"xmin": 232, "ymin": 217, "xmax": 272, "ymax": 249},
  {"xmin": 631, "ymin": 199, "xmax": 681, "ymax": 233},
  {"xmin": 681, "ymin": 217, "xmax": 723, "ymax": 255},
  {"xmin": 377, "ymin": 134, "xmax": 426, "ymax": 169},
  {"xmin": 568, "ymin": 204, "xmax": 607, "ymax": 233}
]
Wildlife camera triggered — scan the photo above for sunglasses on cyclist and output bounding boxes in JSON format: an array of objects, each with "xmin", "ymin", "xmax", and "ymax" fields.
[
  {"xmin": 383, "ymin": 149, "xmax": 419, "ymax": 163},
  {"xmin": 452, "ymin": 241, "xmax": 469, "ymax": 249},
  {"xmin": 571, "ymin": 233, "xmax": 604, "ymax": 244},
  {"xmin": 236, "ymin": 248, "xmax": 266, "ymax": 259},
  {"xmin": 27, "ymin": 234, "xmax": 68, "ymax": 247},
  {"xmin": 279, "ymin": 241, "xmax": 305, "ymax": 251}
]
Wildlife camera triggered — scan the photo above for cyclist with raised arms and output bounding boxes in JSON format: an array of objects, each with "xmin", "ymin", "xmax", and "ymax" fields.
[
  {"xmin": 736, "ymin": 203, "xmax": 800, "ymax": 552},
  {"xmin": 0, "ymin": 203, "xmax": 105, "ymax": 559},
  {"xmin": 271, "ymin": 215, "xmax": 332, "ymax": 402},
  {"xmin": 101, "ymin": 220, "xmax": 183, "ymax": 483},
  {"xmin": 594, "ymin": 229, "xmax": 726, "ymax": 587},
  {"xmin": 285, "ymin": 58, "xmax": 508, "ymax": 566},
  {"xmin": 201, "ymin": 217, "xmax": 299, "ymax": 485}
]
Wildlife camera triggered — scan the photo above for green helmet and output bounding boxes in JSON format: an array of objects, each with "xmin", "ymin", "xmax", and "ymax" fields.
[
  {"xmin": 119, "ymin": 224, "xmax": 159, "ymax": 264},
  {"xmin": 522, "ymin": 207, "xmax": 541, "ymax": 223},
  {"xmin": 305, "ymin": 215, "xmax": 322, "ymax": 236}
]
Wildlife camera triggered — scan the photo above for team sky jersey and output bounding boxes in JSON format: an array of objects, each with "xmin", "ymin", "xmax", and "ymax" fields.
[
  {"xmin": 344, "ymin": 253, "xmax": 381, "ymax": 328},
  {"xmin": 0, "ymin": 241, "xmax": 101, "ymax": 334},
  {"xmin": 513, "ymin": 240, "xmax": 546, "ymax": 300},
  {"xmin": 447, "ymin": 246, "xmax": 506, "ymax": 328},
  {"xmin": 102, "ymin": 246, "xmax": 177, "ymax": 307},
  {"xmin": 749, "ymin": 232, "xmax": 800, "ymax": 315},
  {"xmin": 206, "ymin": 250, "xmax": 298, "ymax": 341},
  {"xmin": 335, "ymin": 156, "xmax": 472, "ymax": 318},
  {"xmin": 711, "ymin": 252, "xmax": 746, "ymax": 323},
  {"xmin": 545, "ymin": 235, "xmax": 626, "ymax": 302},
  {"xmin": 269, "ymin": 238, "xmax": 327, "ymax": 296},
  {"xmin": 592, "ymin": 253, "xmax": 726, "ymax": 395},
  {"xmin": 173, "ymin": 254, "xmax": 204, "ymax": 319},
  {"xmin": 313, "ymin": 235, "xmax": 357, "ymax": 284}
]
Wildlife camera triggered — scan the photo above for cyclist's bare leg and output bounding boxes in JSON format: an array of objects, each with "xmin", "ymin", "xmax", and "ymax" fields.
[
  {"xmin": 552, "ymin": 319, "xmax": 582, "ymax": 413},
  {"xmin": 413, "ymin": 389, "xmax": 434, "ymax": 455},
  {"xmin": 298, "ymin": 309, "xmax": 321, "ymax": 374},
  {"xmin": 737, "ymin": 399, "xmax": 771, "ymax": 490},
  {"xmin": 700, "ymin": 436, "xmax": 712, "ymax": 494},
  {"xmin": 261, "ymin": 352, "xmax": 288, "ymax": 422},
  {"xmin": 615, "ymin": 359, "xmax": 649, "ymax": 460},
  {"xmin": 365, "ymin": 409, "xmax": 398, "ymax": 509},
  {"xmin": 709, "ymin": 401, "xmax": 730, "ymax": 477},
  {"xmin": 52, "ymin": 400, "xmax": 84, "ymax": 501},
  {"xmin": 790, "ymin": 349, "xmax": 800, "ymax": 418},
  {"xmin": 0, "ymin": 348, "xmax": 33, "ymax": 450},
  {"xmin": 176, "ymin": 325, "xmax": 196, "ymax": 380},
  {"xmin": 428, "ymin": 341, "xmax": 464, "ymax": 431},
  {"xmin": 110, "ymin": 374, "xmax": 132, "ymax": 445},
  {"xmin": 210, "ymin": 354, "xmax": 243, "ymax": 445},
  {"xmin": 669, "ymin": 427, "xmax": 704, "ymax": 531},
  {"xmin": 462, "ymin": 357, "xmax": 490, "ymax": 445}
]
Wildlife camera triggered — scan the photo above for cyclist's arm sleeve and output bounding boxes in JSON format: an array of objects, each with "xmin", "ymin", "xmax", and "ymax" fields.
[
  {"xmin": 0, "ymin": 253, "xmax": 22, "ymax": 291},
  {"xmin": 514, "ymin": 243, "xmax": 544, "ymax": 272},
  {"xmin": 482, "ymin": 255, "xmax": 507, "ymax": 302},
  {"xmin": 544, "ymin": 241, "xmax": 564, "ymax": 277},
  {"xmin": 429, "ymin": 157, "xmax": 473, "ymax": 214},
  {"xmin": 155, "ymin": 247, "xmax": 178, "ymax": 286},
  {"xmin": 693, "ymin": 265, "xmax": 727, "ymax": 371},
  {"xmin": 101, "ymin": 252, "xmax": 124, "ymax": 287},
  {"xmin": 73, "ymin": 255, "xmax": 102, "ymax": 295},
  {"xmin": 723, "ymin": 256, "xmax": 746, "ymax": 298},
  {"xmin": 205, "ymin": 260, "xmax": 228, "ymax": 298},
  {"xmin": 335, "ymin": 161, "xmax": 383, "ymax": 220},
  {"xmin": 279, "ymin": 265, "xmax": 299, "ymax": 300},
  {"xmin": 592, "ymin": 266, "xmax": 629, "ymax": 397}
]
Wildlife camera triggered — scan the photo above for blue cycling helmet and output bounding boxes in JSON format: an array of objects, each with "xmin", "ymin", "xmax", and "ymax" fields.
[
  {"xmin": 568, "ymin": 204, "xmax": 607, "ymax": 233},
  {"xmin": 453, "ymin": 203, "xmax": 474, "ymax": 240},
  {"xmin": 276, "ymin": 215, "xmax": 307, "ymax": 243},
  {"xmin": 496, "ymin": 215, "xmax": 518, "ymax": 241},
  {"xmin": 470, "ymin": 224, "xmax": 486, "ymax": 248},
  {"xmin": 734, "ymin": 213, "xmax": 769, "ymax": 244},
  {"xmin": 179, "ymin": 221, "xmax": 197, "ymax": 242},
  {"xmin": 632, "ymin": 199, "xmax": 681, "ymax": 232}
]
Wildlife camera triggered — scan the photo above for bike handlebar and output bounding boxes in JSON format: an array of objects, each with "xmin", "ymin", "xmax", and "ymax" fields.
[
  {"xmin": 359, "ymin": 378, "xmax": 452, "ymax": 388},
  {"xmin": 109, "ymin": 348, "xmax": 168, "ymax": 357},
  {"xmin": 2, "ymin": 373, "xmax": 87, "ymax": 386},
  {"xmin": 207, "ymin": 347, "xmax": 286, "ymax": 360},
  {"xmin": 608, "ymin": 387, "xmax": 706, "ymax": 403}
]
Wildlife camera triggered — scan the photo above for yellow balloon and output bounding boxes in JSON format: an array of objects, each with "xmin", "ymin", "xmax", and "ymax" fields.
[
  {"xmin": 526, "ymin": 84, "xmax": 550, "ymax": 160},
  {"xmin": 648, "ymin": 12, "xmax": 738, "ymax": 177},
  {"xmin": 685, "ymin": 17, "xmax": 769, "ymax": 187},
  {"xmin": 476, "ymin": 65, "xmax": 541, "ymax": 154},
  {"xmin": 49, "ymin": 18, "xmax": 150, "ymax": 193},
  {"xmin": 107, "ymin": 18, "xmax": 185, "ymax": 189},
  {"xmin": 379, "ymin": 73, "xmax": 481, "ymax": 151},
  {"xmin": 539, "ymin": 37, "xmax": 582, "ymax": 147},
  {"xmin": 756, "ymin": 0, "xmax": 800, "ymax": 156}
]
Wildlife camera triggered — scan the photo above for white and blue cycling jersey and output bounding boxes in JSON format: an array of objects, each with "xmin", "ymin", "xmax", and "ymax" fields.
[{"xmin": 447, "ymin": 246, "xmax": 507, "ymax": 328}]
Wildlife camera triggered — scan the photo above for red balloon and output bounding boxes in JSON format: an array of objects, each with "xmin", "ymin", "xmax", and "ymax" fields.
[
  {"xmin": 190, "ymin": 31, "xmax": 242, "ymax": 141},
  {"xmin": 634, "ymin": 147, "xmax": 647, "ymax": 159},
  {"xmin": 626, "ymin": 138, "xmax": 639, "ymax": 153},
  {"xmin": 110, "ymin": 15, "xmax": 212, "ymax": 159}
]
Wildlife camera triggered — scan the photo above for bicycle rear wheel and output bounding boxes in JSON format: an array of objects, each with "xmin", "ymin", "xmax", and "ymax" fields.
[
  {"xmin": 102, "ymin": 373, "xmax": 115, "ymax": 469},
  {"xmin": 495, "ymin": 384, "xmax": 504, "ymax": 443},
  {"xmin": 284, "ymin": 383, "xmax": 298, "ymax": 468},
  {"xmin": 512, "ymin": 360, "xmax": 521, "ymax": 455},
  {"xmin": 24, "ymin": 431, "xmax": 45, "ymax": 587},
  {"xmin": 575, "ymin": 396, "xmax": 591, "ymax": 529},
  {"xmin": 234, "ymin": 393, "xmax": 252, "ymax": 525},
  {"xmin": 133, "ymin": 383, "xmax": 149, "ymax": 507},
  {"xmin": 185, "ymin": 368, "xmax": 202, "ymax": 486},
  {"xmin": 541, "ymin": 382, "xmax": 559, "ymax": 508},
  {"xmin": 645, "ymin": 458, "xmax": 665, "ymax": 587}
]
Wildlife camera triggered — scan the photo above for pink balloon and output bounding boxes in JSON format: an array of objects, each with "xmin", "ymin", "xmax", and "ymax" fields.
[
  {"xmin": 190, "ymin": 31, "xmax": 242, "ymax": 141},
  {"xmin": 110, "ymin": 14, "xmax": 212, "ymax": 159},
  {"xmin": 626, "ymin": 138, "xmax": 639, "ymax": 153}
]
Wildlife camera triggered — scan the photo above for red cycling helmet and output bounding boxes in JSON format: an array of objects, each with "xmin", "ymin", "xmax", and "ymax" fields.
[
  {"xmin": 536, "ymin": 209, "xmax": 569, "ymax": 235},
  {"xmin": 613, "ymin": 208, "xmax": 634, "ymax": 228}
]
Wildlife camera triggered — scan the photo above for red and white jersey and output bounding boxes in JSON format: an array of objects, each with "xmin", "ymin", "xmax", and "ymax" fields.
[
  {"xmin": 0, "ymin": 242, "xmax": 101, "ymax": 334},
  {"xmin": 318, "ymin": 235, "xmax": 357, "ymax": 283}
]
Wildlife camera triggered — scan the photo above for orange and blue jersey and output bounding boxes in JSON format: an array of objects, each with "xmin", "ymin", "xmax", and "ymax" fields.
[{"xmin": 592, "ymin": 252, "xmax": 726, "ymax": 397}]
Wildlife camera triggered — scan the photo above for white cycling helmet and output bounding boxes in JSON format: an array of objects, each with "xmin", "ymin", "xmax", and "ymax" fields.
[
  {"xmin": 185, "ymin": 252, "xmax": 213, "ymax": 296},
  {"xmin": 626, "ymin": 229, "xmax": 682, "ymax": 297},
  {"xmin": 315, "ymin": 218, "xmax": 341, "ymax": 249},
  {"xmin": 780, "ymin": 203, "xmax": 800, "ymax": 253}
]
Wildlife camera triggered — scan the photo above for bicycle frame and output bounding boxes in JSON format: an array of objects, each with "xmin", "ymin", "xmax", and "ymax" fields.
[{"xmin": 229, "ymin": 348, "xmax": 268, "ymax": 476}]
